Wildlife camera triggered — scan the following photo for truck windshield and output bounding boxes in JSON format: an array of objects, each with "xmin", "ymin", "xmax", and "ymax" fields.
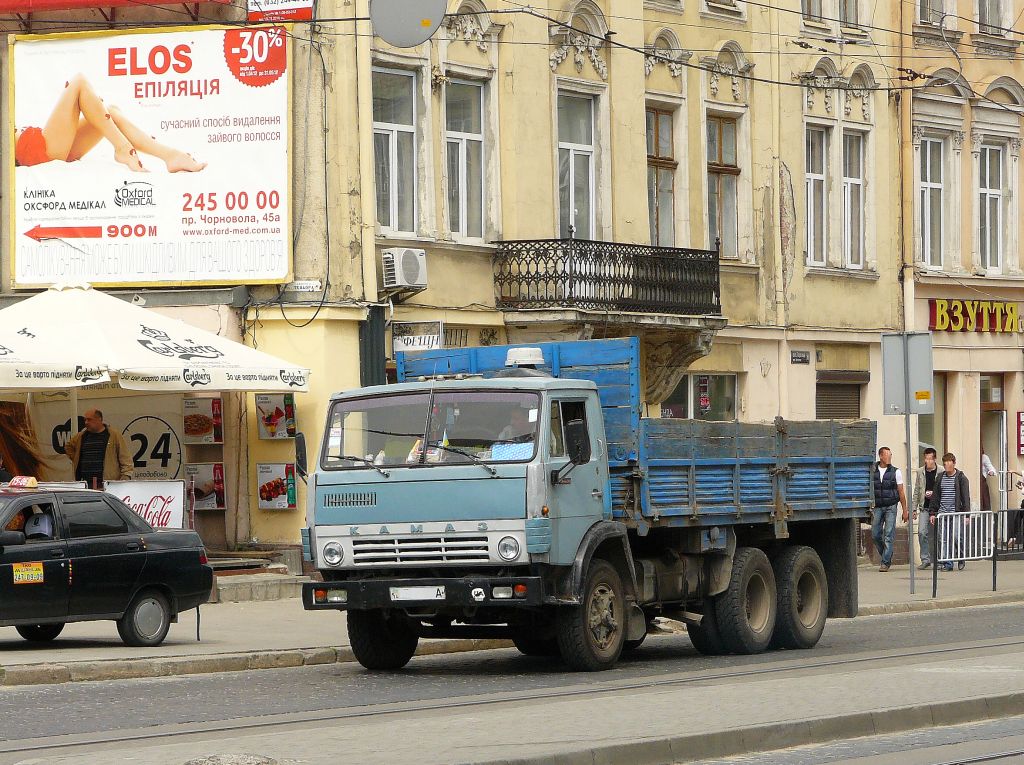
[{"xmin": 322, "ymin": 390, "xmax": 541, "ymax": 469}]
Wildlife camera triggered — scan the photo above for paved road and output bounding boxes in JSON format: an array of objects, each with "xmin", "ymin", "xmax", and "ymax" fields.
[
  {"xmin": 704, "ymin": 714, "xmax": 1024, "ymax": 764},
  {"xmin": 2, "ymin": 604, "xmax": 1023, "ymax": 765}
]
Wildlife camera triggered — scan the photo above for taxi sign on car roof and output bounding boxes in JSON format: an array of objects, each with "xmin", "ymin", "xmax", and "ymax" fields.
[{"xmin": 8, "ymin": 476, "xmax": 38, "ymax": 488}]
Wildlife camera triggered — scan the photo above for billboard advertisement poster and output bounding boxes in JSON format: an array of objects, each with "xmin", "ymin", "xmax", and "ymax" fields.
[
  {"xmin": 255, "ymin": 393, "xmax": 296, "ymax": 439},
  {"xmin": 107, "ymin": 479, "xmax": 186, "ymax": 528},
  {"xmin": 30, "ymin": 393, "xmax": 184, "ymax": 481},
  {"xmin": 248, "ymin": 0, "xmax": 313, "ymax": 22},
  {"xmin": 184, "ymin": 397, "xmax": 224, "ymax": 444},
  {"xmin": 10, "ymin": 26, "xmax": 291, "ymax": 287},
  {"xmin": 185, "ymin": 462, "xmax": 226, "ymax": 510},
  {"xmin": 257, "ymin": 462, "xmax": 296, "ymax": 509}
]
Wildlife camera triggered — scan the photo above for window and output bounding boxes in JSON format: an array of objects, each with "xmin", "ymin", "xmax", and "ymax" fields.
[
  {"xmin": 550, "ymin": 400, "xmax": 587, "ymax": 458},
  {"xmin": 558, "ymin": 94, "xmax": 595, "ymax": 239},
  {"xmin": 646, "ymin": 107, "xmax": 676, "ymax": 247},
  {"xmin": 446, "ymin": 81, "xmax": 484, "ymax": 239},
  {"xmin": 692, "ymin": 375, "xmax": 737, "ymax": 421},
  {"xmin": 920, "ymin": 0, "xmax": 942, "ymax": 23},
  {"xmin": 62, "ymin": 499, "xmax": 129, "ymax": 538},
  {"xmin": 660, "ymin": 380, "xmax": 689, "ymax": 418},
  {"xmin": 918, "ymin": 373, "xmax": 946, "ymax": 463},
  {"xmin": 806, "ymin": 127, "xmax": 828, "ymax": 266},
  {"xmin": 707, "ymin": 116, "xmax": 739, "ymax": 257},
  {"xmin": 815, "ymin": 383, "xmax": 862, "ymax": 419},
  {"xmin": 979, "ymin": 0, "xmax": 1002, "ymax": 33},
  {"xmin": 802, "ymin": 0, "xmax": 823, "ymax": 21},
  {"xmin": 843, "ymin": 132, "xmax": 865, "ymax": 269},
  {"xmin": 373, "ymin": 69, "xmax": 417, "ymax": 233},
  {"xmin": 979, "ymin": 144, "xmax": 1003, "ymax": 271},
  {"xmin": 920, "ymin": 138, "xmax": 944, "ymax": 268},
  {"xmin": 840, "ymin": 0, "xmax": 859, "ymax": 25}
]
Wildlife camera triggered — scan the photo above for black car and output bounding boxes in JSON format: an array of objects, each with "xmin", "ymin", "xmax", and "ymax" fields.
[{"xmin": 0, "ymin": 487, "xmax": 213, "ymax": 647}]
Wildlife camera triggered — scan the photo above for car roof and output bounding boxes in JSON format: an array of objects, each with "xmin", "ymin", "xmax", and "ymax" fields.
[
  {"xmin": 329, "ymin": 376, "xmax": 597, "ymax": 402},
  {"xmin": 0, "ymin": 486, "xmax": 105, "ymax": 498}
]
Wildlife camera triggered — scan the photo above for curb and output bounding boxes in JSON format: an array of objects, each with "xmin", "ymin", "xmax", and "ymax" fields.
[
  {"xmin": 0, "ymin": 638, "xmax": 512, "ymax": 688},
  {"xmin": 858, "ymin": 589, "xmax": 1024, "ymax": 616},
  {"xmin": 460, "ymin": 691, "xmax": 1024, "ymax": 765}
]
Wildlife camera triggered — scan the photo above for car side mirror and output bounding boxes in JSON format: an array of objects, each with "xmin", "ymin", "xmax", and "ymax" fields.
[
  {"xmin": 565, "ymin": 419, "xmax": 591, "ymax": 465},
  {"xmin": 0, "ymin": 530, "xmax": 26, "ymax": 552},
  {"xmin": 295, "ymin": 432, "xmax": 308, "ymax": 482}
]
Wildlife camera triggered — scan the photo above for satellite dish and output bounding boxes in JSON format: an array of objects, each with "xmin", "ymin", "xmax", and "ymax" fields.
[{"xmin": 370, "ymin": 0, "xmax": 449, "ymax": 48}]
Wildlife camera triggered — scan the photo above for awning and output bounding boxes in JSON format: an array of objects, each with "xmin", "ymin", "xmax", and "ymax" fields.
[{"xmin": 0, "ymin": 286, "xmax": 309, "ymax": 392}]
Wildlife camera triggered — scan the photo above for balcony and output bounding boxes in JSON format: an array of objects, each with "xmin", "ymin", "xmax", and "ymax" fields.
[{"xmin": 493, "ymin": 238, "xmax": 726, "ymax": 402}]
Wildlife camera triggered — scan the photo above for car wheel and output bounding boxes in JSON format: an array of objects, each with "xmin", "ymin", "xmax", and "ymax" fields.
[
  {"xmin": 16, "ymin": 623, "xmax": 64, "ymax": 642},
  {"xmin": 347, "ymin": 610, "xmax": 419, "ymax": 670},
  {"xmin": 117, "ymin": 590, "xmax": 172, "ymax": 647},
  {"xmin": 556, "ymin": 559, "xmax": 625, "ymax": 671}
]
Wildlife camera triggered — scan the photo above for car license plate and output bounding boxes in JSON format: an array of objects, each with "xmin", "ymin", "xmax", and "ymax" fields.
[{"xmin": 389, "ymin": 586, "xmax": 445, "ymax": 601}]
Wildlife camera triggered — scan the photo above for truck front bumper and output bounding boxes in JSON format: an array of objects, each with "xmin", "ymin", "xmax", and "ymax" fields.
[{"xmin": 302, "ymin": 576, "xmax": 546, "ymax": 611}]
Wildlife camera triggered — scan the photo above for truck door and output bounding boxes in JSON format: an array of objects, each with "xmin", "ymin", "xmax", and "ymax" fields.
[{"xmin": 547, "ymin": 397, "xmax": 607, "ymax": 562}]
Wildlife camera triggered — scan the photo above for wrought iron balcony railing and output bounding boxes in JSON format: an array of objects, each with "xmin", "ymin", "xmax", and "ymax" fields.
[{"xmin": 494, "ymin": 238, "xmax": 722, "ymax": 316}]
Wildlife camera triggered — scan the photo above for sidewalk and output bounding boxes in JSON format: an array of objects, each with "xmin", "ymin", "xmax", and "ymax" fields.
[{"xmin": 2, "ymin": 560, "xmax": 1022, "ymax": 686}]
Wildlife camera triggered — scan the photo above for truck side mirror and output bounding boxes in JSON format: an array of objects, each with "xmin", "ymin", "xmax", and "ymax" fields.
[
  {"xmin": 0, "ymin": 530, "xmax": 25, "ymax": 552},
  {"xmin": 295, "ymin": 433, "xmax": 308, "ymax": 481},
  {"xmin": 565, "ymin": 419, "xmax": 591, "ymax": 465}
]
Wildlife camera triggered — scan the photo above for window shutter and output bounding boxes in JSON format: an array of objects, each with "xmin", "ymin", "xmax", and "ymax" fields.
[{"xmin": 816, "ymin": 383, "xmax": 861, "ymax": 419}]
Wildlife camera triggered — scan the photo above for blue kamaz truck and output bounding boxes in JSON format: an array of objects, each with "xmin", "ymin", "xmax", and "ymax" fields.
[{"xmin": 299, "ymin": 338, "xmax": 875, "ymax": 671}]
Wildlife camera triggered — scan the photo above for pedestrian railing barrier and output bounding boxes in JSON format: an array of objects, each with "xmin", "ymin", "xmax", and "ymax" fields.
[{"xmin": 931, "ymin": 509, "xmax": 1024, "ymax": 598}]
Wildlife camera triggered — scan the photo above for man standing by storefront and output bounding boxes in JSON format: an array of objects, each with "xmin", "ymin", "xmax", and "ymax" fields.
[
  {"xmin": 872, "ymin": 446, "xmax": 909, "ymax": 572},
  {"xmin": 914, "ymin": 447, "xmax": 939, "ymax": 569},
  {"xmin": 64, "ymin": 409, "xmax": 133, "ymax": 489}
]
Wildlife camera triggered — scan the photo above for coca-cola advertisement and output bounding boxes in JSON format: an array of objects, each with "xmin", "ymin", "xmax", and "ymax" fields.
[
  {"xmin": 257, "ymin": 462, "xmax": 296, "ymax": 510},
  {"xmin": 184, "ymin": 397, "xmax": 224, "ymax": 445},
  {"xmin": 107, "ymin": 480, "xmax": 186, "ymax": 529},
  {"xmin": 185, "ymin": 462, "xmax": 226, "ymax": 510}
]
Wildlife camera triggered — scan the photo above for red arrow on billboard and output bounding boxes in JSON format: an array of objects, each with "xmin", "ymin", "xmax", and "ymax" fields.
[{"xmin": 24, "ymin": 225, "xmax": 103, "ymax": 242}]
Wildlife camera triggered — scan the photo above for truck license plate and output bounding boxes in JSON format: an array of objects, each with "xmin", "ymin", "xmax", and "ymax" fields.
[{"xmin": 389, "ymin": 586, "xmax": 446, "ymax": 601}]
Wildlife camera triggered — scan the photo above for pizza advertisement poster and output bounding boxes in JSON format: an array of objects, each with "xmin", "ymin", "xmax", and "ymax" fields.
[
  {"xmin": 185, "ymin": 461, "xmax": 226, "ymax": 510},
  {"xmin": 10, "ymin": 26, "xmax": 291, "ymax": 287},
  {"xmin": 257, "ymin": 462, "xmax": 296, "ymax": 510},
  {"xmin": 255, "ymin": 393, "xmax": 295, "ymax": 440},
  {"xmin": 184, "ymin": 397, "xmax": 223, "ymax": 444}
]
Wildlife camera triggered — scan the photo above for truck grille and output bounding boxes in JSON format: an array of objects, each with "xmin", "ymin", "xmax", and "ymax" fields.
[{"xmin": 351, "ymin": 535, "xmax": 490, "ymax": 565}]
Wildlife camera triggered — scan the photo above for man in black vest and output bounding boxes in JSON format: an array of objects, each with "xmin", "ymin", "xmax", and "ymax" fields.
[{"xmin": 872, "ymin": 446, "xmax": 909, "ymax": 572}]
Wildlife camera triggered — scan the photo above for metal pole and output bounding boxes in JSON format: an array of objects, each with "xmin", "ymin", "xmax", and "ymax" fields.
[
  {"xmin": 993, "ymin": 511, "xmax": 998, "ymax": 592},
  {"xmin": 932, "ymin": 515, "xmax": 939, "ymax": 598},
  {"xmin": 902, "ymin": 332, "xmax": 915, "ymax": 594}
]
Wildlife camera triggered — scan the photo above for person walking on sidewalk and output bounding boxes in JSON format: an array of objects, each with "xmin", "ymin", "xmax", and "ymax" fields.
[
  {"xmin": 928, "ymin": 452, "xmax": 971, "ymax": 571},
  {"xmin": 872, "ymin": 446, "xmax": 908, "ymax": 572},
  {"xmin": 913, "ymin": 448, "xmax": 939, "ymax": 570}
]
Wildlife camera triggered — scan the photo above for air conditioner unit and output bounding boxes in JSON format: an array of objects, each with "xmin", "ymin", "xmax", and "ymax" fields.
[{"xmin": 380, "ymin": 248, "xmax": 428, "ymax": 291}]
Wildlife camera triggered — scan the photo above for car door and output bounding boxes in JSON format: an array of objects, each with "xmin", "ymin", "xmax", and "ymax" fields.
[
  {"xmin": 0, "ymin": 498, "xmax": 70, "ymax": 624},
  {"xmin": 547, "ymin": 396, "xmax": 606, "ymax": 562},
  {"xmin": 58, "ymin": 494, "xmax": 147, "ymax": 618}
]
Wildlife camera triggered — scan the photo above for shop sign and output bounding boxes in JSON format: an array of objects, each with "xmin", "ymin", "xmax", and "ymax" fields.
[
  {"xmin": 1018, "ymin": 412, "xmax": 1024, "ymax": 457},
  {"xmin": 107, "ymin": 480, "xmax": 186, "ymax": 529},
  {"xmin": 185, "ymin": 462, "xmax": 226, "ymax": 510},
  {"xmin": 790, "ymin": 351, "xmax": 810, "ymax": 365},
  {"xmin": 928, "ymin": 299, "xmax": 1019, "ymax": 333},
  {"xmin": 257, "ymin": 463, "xmax": 297, "ymax": 509},
  {"xmin": 247, "ymin": 0, "xmax": 313, "ymax": 22},
  {"xmin": 393, "ymin": 322, "xmax": 443, "ymax": 356},
  {"xmin": 184, "ymin": 398, "xmax": 224, "ymax": 445},
  {"xmin": 256, "ymin": 393, "xmax": 296, "ymax": 439},
  {"xmin": 10, "ymin": 27, "xmax": 291, "ymax": 287}
]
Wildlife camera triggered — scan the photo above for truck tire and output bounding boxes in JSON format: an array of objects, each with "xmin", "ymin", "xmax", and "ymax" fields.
[
  {"xmin": 556, "ymin": 559, "xmax": 625, "ymax": 671},
  {"xmin": 348, "ymin": 610, "xmax": 419, "ymax": 670},
  {"xmin": 686, "ymin": 604, "xmax": 728, "ymax": 656},
  {"xmin": 771, "ymin": 545, "xmax": 828, "ymax": 650},
  {"xmin": 714, "ymin": 547, "xmax": 777, "ymax": 655},
  {"xmin": 512, "ymin": 633, "xmax": 560, "ymax": 657}
]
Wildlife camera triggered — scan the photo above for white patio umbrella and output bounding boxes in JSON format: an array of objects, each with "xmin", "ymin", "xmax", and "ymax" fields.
[{"xmin": 0, "ymin": 286, "xmax": 309, "ymax": 392}]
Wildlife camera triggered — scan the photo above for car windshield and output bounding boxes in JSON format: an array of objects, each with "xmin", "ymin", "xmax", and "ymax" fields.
[{"xmin": 322, "ymin": 390, "xmax": 541, "ymax": 469}]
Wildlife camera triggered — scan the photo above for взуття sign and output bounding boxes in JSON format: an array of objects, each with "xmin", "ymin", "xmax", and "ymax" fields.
[{"xmin": 928, "ymin": 299, "xmax": 1020, "ymax": 334}]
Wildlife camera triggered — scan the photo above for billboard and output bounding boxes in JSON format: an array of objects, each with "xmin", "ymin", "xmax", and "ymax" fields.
[{"xmin": 10, "ymin": 26, "xmax": 291, "ymax": 287}]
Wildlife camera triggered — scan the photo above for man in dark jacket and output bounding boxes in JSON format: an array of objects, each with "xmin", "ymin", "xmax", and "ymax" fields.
[
  {"xmin": 871, "ymin": 447, "xmax": 909, "ymax": 572},
  {"xmin": 928, "ymin": 452, "xmax": 971, "ymax": 571}
]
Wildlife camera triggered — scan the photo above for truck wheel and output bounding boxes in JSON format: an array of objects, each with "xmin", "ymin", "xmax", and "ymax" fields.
[
  {"xmin": 512, "ymin": 633, "xmax": 560, "ymax": 657},
  {"xmin": 714, "ymin": 547, "xmax": 777, "ymax": 655},
  {"xmin": 117, "ymin": 590, "xmax": 172, "ymax": 647},
  {"xmin": 347, "ymin": 610, "xmax": 419, "ymax": 670},
  {"xmin": 771, "ymin": 545, "xmax": 828, "ymax": 650},
  {"xmin": 16, "ymin": 623, "xmax": 64, "ymax": 642},
  {"xmin": 556, "ymin": 559, "xmax": 625, "ymax": 671},
  {"xmin": 686, "ymin": 604, "xmax": 728, "ymax": 656}
]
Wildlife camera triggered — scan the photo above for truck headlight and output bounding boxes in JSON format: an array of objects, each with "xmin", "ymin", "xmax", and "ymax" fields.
[
  {"xmin": 496, "ymin": 536, "xmax": 520, "ymax": 561},
  {"xmin": 323, "ymin": 542, "xmax": 344, "ymax": 566}
]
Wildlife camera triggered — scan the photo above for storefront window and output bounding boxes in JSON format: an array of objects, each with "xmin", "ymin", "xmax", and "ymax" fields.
[
  {"xmin": 981, "ymin": 374, "xmax": 1003, "ymax": 405},
  {"xmin": 661, "ymin": 377, "xmax": 689, "ymax": 419},
  {"xmin": 692, "ymin": 374, "xmax": 737, "ymax": 421},
  {"xmin": 919, "ymin": 373, "xmax": 946, "ymax": 462}
]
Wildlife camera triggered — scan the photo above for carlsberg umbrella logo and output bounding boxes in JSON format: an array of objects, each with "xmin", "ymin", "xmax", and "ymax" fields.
[
  {"xmin": 138, "ymin": 325, "xmax": 224, "ymax": 361},
  {"xmin": 74, "ymin": 366, "xmax": 104, "ymax": 383},
  {"xmin": 279, "ymin": 370, "xmax": 306, "ymax": 387},
  {"xmin": 182, "ymin": 369, "xmax": 212, "ymax": 387}
]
